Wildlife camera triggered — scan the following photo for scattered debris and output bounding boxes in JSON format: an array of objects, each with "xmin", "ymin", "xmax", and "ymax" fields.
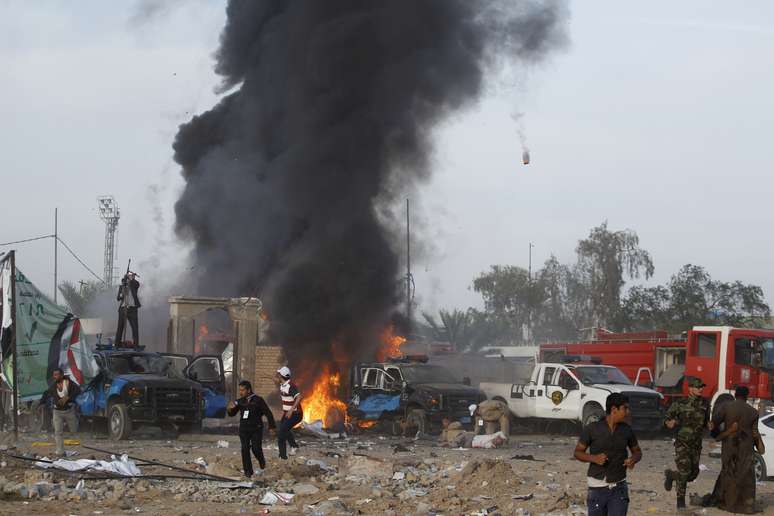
[
  {"xmin": 260, "ymin": 491, "xmax": 295, "ymax": 505},
  {"xmin": 216, "ymin": 440, "xmax": 230, "ymax": 449}
]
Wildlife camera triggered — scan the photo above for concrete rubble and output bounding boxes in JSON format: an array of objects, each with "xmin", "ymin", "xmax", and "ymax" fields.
[{"xmin": 0, "ymin": 430, "xmax": 772, "ymax": 514}]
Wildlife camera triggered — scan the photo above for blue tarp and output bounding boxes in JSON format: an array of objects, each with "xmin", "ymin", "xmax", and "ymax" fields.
[{"xmin": 358, "ymin": 393, "xmax": 400, "ymax": 419}]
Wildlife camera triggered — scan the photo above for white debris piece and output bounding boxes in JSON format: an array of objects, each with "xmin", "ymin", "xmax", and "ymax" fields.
[
  {"xmin": 34, "ymin": 454, "xmax": 141, "ymax": 477},
  {"xmin": 216, "ymin": 440, "xmax": 230, "ymax": 448},
  {"xmin": 259, "ymin": 491, "xmax": 295, "ymax": 505}
]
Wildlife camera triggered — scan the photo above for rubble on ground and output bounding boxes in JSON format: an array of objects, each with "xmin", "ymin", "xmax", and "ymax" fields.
[{"xmin": 0, "ymin": 430, "xmax": 771, "ymax": 515}]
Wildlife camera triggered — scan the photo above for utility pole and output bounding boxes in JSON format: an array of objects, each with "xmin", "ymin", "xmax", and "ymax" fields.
[
  {"xmin": 9, "ymin": 250, "xmax": 18, "ymax": 440},
  {"xmin": 406, "ymin": 199, "xmax": 412, "ymax": 330},
  {"xmin": 53, "ymin": 208, "xmax": 58, "ymax": 303},
  {"xmin": 527, "ymin": 242, "xmax": 534, "ymax": 344}
]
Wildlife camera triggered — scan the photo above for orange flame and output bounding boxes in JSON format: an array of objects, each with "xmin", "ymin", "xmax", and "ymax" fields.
[
  {"xmin": 302, "ymin": 366, "xmax": 347, "ymax": 428},
  {"xmin": 376, "ymin": 325, "xmax": 407, "ymax": 362},
  {"xmin": 358, "ymin": 420, "xmax": 378, "ymax": 429}
]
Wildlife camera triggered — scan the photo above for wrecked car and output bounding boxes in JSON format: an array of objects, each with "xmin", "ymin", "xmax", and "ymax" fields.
[
  {"xmin": 76, "ymin": 344, "xmax": 226, "ymax": 440},
  {"xmin": 347, "ymin": 355, "xmax": 485, "ymax": 434}
]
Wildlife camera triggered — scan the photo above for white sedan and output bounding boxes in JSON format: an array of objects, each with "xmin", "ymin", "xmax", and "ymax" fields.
[{"xmin": 754, "ymin": 413, "xmax": 774, "ymax": 481}]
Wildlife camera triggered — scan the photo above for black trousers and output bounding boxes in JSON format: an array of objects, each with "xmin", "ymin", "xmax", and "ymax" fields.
[
  {"xmin": 116, "ymin": 307, "xmax": 139, "ymax": 346},
  {"xmin": 239, "ymin": 427, "xmax": 265, "ymax": 476},
  {"xmin": 278, "ymin": 412, "xmax": 302, "ymax": 459}
]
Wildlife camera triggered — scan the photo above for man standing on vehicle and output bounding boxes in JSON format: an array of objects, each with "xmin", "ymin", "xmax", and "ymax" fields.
[
  {"xmin": 663, "ymin": 376, "xmax": 710, "ymax": 510},
  {"xmin": 45, "ymin": 368, "xmax": 81, "ymax": 456},
  {"xmin": 276, "ymin": 366, "xmax": 302, "ymax": 460},
  {"xmin": 115, "ymin": 271, "xmax": 141, "ymax": 346},
  {"xmin": 469, "ymin": 399, "xmax": 510, "ymax": 439},
  {"xmin": 574, "ymin": 393, "xmax": 642, "ymax": 516},
  {"xmin": 227, "ymin": 380, "xmax": 275, "ymax": 479}
]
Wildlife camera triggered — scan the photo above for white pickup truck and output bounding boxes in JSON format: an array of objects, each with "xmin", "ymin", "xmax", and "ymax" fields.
[{"xmin": 480, "ymin": 362, "xmax": 664, "ymax": 432}]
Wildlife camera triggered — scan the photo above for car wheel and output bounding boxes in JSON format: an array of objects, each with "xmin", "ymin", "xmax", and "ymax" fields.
[
  {"xmin": 583, "ymin": 404, "xmax": 605, "ymax": 427},
  {"xmin": 406, "ymin": 408, "xmax": 427, "ymax": 435},
  {"xmin": 754, "ymin": 453, "xmax": 767, "ymax": 482},
  {"xmin": 108, "ymin": 403, "xmax": 132, "ymax": 441}
]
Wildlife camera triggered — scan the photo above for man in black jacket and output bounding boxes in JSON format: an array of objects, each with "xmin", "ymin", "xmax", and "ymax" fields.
[
  {"xmin": 44, "ymin": 368, "xmax": 81, "ymax": 456},
  {"xmin": 227, "ymin": 380, "xmax": 276, "ymax": 478},
  {"xmin": 115, "ymin": 272, "xmax": 141, "ymax": 346}
]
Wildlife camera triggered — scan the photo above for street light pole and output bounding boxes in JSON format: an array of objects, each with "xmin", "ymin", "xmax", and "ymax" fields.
[{"xmin": 54, "ymin": 208, "xmax": 58, "ymax": 303}]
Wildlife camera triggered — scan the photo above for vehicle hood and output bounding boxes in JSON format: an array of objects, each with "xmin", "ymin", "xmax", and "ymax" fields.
[
  {"xmin": 413, "ymin": 383, "xmax": 482, "ymax": 397},
  {"xmin": 589, "ymin": 383, "xmax": 662, "ymax": 398},
  {"xmin": 116, "ymin": 374, "xmax": 201, "ymax": 390}
]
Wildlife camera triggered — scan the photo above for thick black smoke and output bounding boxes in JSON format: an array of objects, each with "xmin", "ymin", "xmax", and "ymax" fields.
[{"xmin": 173, "ymin": 0, "xmax": 567, "ymax": 384}]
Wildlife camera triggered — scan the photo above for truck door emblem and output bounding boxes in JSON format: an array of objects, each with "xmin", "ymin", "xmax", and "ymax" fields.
[{"xmin": 551, "ymin": 391, "xmax": 564, "ymax": 405}]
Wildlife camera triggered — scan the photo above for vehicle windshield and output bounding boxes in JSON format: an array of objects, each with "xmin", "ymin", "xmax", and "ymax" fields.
[
  {"xmin": 573, "ymin": 366, "xmax": 632, "ymax": 385},
  {"xmin": 760, "ymin": 339, "xmax": 774, "ymax": 371},
  {"xmin": 400, "ymin": 365, "xmax": 460, "ymax": 384},
  {"xmin": 107, "ymin": 354, "xmax": 181, "ymax": 377}
]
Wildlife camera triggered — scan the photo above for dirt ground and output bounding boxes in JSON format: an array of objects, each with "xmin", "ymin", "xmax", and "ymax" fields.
[{"xmin": 1, "ymin": 427, "xmax": 773, "ymax": 515}]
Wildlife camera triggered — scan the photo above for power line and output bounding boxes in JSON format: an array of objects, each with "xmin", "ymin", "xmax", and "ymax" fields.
[
  {"xmin": 0, "ymin": 232, "xmax": 105, "ymax": 285},
  {"xmin": 56, "ymin": 237, "xmax": 105, "ymax": 285},
  {"xmin": 0, "ymin": 234, "xmax": 54, "ymax": 246}
]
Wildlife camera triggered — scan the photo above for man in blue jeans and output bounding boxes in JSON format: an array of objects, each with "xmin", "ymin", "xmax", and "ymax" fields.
[
  {"xmin": 276, "ymin": 366, "xmax": 303, "ymax": 459},
  {"xmin": 574, "ymin": 393, "xmax": 642, "ymax": 516}
]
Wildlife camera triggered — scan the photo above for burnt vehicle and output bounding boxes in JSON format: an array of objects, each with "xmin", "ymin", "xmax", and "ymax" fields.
[
  {"xmin": 347, "ymin": 355, "xmax": 485, "ymax": 434},
  {"xmin": 76, "ymin": 345, "xmax": 226, "ymax": 440}
]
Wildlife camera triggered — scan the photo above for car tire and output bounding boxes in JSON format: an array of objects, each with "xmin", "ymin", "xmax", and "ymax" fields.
[
  {"xmin": 108, "ymin": 403, "xmax": 132, "ymax": 441},
  {"xmin": 754, "ymin": 453, "xmax": 767, "ymax": 482},
  {"xmin": 406, "ymin": 408, "xmax": 428, "ymax": 435},
  {"xmin": 582, "ymin": 404, "xmax": 605, "ymax": 427}
]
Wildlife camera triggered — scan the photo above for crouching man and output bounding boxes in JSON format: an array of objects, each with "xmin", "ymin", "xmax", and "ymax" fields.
[
  {"xmin": 574, "ymin": 393, "xmax": 642, "ymax": 516},
  {"xmin": 227, "ymin": 380, "xmax": 276, "ymax": 479},
  {"xmin": 470, "ymin": 399, "xmax": 510, "ymax": 440}
]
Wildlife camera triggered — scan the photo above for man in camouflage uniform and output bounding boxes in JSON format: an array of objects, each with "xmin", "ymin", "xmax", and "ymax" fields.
[{"xmin": 663, "ymin": 376, "xmax": 710, "ymax": 510}]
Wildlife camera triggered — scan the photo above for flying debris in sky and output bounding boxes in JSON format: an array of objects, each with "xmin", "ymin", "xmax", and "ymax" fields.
[{"xmin": 512, "ymin": 112, "xmax": 531, "ymax": 166}]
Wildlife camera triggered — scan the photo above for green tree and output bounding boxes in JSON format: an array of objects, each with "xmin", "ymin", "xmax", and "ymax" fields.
[
  {"xmin": 472, "ymin": 265, "xmax": 541, "ymax": 344},
  {"xmin": 58, "ymin": 280, "xmax": 105, "ymax": 316},
  {"xmin": 667, "ymin": 264, "xmax": 769, "ymax": 328},
  {"xmin": 575, "ymin": 222, "xmax": 654, "ymax": 328},
  {"xmin": 422, "ymin": 309, "xmax": 472, "ymax": 350}
]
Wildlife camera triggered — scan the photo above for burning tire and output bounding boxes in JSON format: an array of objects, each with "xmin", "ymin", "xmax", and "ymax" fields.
[{"xmin": 109, "ymin": 403, "xmax": 132, "ymax": 441}]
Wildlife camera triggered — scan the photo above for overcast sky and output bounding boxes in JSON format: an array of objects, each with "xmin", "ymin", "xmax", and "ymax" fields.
[{"xmin": 2, "ymin": 1, "xmax": 773, "ymax": 317}]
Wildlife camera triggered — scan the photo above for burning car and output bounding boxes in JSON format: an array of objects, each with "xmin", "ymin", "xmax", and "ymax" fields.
[{"xmin": 346, "ymin": 355, "xmax": 485, "ymax": 434}]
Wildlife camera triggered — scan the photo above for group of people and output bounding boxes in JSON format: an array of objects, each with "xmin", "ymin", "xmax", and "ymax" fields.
[
  {"xmin": 574, "ymin": 376, "xmax": 764, "ymax": 515},
  {"xmin": 230, "ymin": 366, "xmax": 304, "ymax": 478}
]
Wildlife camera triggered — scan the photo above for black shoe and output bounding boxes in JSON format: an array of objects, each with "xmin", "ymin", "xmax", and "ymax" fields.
[
  {"xmin": 677, "ymin": 496, "xmax": 686, "ymax": 511},
  {"xmin": 664, "ymin": 469, "xmax": 674, "ymax": 491}
]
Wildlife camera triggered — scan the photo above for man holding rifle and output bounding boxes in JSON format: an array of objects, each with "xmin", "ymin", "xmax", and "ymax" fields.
[{"xmin": 115, "ymin": 265, "xmax": 141, "ymax": 346}]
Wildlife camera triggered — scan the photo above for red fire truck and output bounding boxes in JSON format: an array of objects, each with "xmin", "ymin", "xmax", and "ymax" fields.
[{"xmin": 540, "ymin": 326, "xmax": 774, "ymax": 415}]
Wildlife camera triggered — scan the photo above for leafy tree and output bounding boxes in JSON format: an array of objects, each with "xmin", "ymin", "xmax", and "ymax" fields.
[
  {"xmin": 421, "ymin": 309, "xmax": 472, "ymax": 349},
  {"xmin": 58, "ymin": 280, "xmax": 105, "ymax": 316},
  {"xmin": 667, "ymin": 264, "xmax": 769, "ymax": 328},
  {"xmin": 575, "ymin": 222, "xmax": 654, "ymax": 328},
  {"xmin": 617, "ymin": 285, "xmax": 671, "ymax": 331}
]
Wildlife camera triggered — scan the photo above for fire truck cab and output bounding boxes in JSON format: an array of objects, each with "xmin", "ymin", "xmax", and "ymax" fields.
[{"xmin": 540, "ymin": 326, "xmax": 774, "ymax": 415}]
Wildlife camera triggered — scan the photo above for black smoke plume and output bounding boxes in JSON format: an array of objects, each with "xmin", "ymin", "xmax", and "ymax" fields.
[{"xmin": 173, "ymin": 0, "xmax": 567, "ymax": 385}]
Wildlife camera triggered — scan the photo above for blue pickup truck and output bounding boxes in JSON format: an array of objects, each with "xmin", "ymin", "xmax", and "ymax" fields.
[{"xmin": 75, "ymin": 345, "xmax": 227, "ymax": 440}]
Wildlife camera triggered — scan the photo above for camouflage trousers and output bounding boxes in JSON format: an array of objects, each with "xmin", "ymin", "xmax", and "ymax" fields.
[{"xmin": 671, "ymin": 440, "xmax": 702, "ymax": 498}]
